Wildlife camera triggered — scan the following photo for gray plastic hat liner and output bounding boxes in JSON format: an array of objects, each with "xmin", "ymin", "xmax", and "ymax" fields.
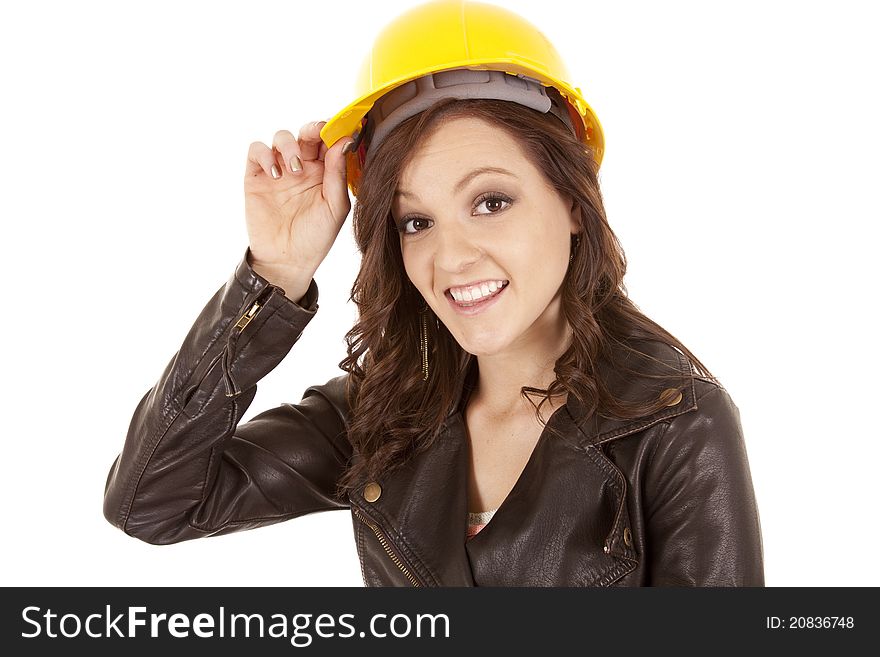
[{"xmin": 362, "ymin": 67, "xmax": 575, "ymax": 164}]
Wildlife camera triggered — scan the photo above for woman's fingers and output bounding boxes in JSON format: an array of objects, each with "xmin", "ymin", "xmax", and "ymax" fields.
[
  {"xmin": 246, "ymin": 121, "xmax": 335, "ymax": 180},
  {"xmin": 322, "ymin": 137, "xmax": 354, "ymax": 220},
  {"xmin": 246, "ymin": 141, "xmax": 280, "ymax": 179},
  {"xmin": 297, "ymin": 120, "xmax": 327, "ymax": 162},
  {"xmin": 272, "ymin": 129, "xmax": 303, "ymax": 176}
]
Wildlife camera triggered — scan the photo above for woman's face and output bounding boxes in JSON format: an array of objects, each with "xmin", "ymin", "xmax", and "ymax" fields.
[{"xmin": 392, "ymin": 115, "xmax": 579, "ymax": 357}]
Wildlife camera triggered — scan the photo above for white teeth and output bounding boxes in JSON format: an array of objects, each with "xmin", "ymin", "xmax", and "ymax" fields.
[{"xmin": 450, "ymin": 280, "xmax": 507, "ymax": 303}]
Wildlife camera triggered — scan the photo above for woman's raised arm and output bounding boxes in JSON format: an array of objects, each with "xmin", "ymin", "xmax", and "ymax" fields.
[
  {"xmin": 103, "ymin": 249, "xmax": 354, "ymax": 545},
  {"xmin": 104, "ymin": 122, "xmax": 357, "ymax": 545}
]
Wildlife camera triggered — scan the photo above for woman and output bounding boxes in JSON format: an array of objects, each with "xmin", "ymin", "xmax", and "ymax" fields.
[{"xmin": 103, "ymin": 0, "xmax": 764, "ymax": 586}]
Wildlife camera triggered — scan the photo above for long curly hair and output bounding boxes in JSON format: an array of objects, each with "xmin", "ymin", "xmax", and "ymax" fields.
[{"xmin": 333, "ymin": 96, "xmax": 716, "ymax": 500}]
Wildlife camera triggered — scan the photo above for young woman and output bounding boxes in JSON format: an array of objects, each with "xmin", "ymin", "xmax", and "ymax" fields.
[{"xmin": 103, "ymin": 0, "xmax": 764, "ymax": 586}]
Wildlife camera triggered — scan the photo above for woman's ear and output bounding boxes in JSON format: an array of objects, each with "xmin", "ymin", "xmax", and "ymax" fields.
[{"xmin": 568, "ymin": 198, "xmax": 581, "ymax": 233}]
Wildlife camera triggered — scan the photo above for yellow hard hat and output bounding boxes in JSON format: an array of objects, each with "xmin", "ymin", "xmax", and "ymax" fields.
[{"xmin": 320, "ymin": 0, "xmax": 605, "ymax": 197}]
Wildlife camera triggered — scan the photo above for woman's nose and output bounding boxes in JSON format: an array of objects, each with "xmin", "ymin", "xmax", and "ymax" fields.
[{"xmin": 433, "ymin": 224, "xmax": 483, "ymax": 273}]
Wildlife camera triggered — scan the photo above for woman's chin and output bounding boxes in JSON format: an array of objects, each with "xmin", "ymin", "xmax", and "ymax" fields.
[{"xmin": 453, "ymin": 332, "xmax": 511, "ymax": 357}]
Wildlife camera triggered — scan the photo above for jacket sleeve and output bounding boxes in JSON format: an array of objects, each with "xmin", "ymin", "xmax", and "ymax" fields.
[
  {"xmin": 643, "ymin": 383, "xmax": 765, "ymax": 586},
  {"xmin": 103, "ymin": 247, "xmax": 353, "ymax": 545}
]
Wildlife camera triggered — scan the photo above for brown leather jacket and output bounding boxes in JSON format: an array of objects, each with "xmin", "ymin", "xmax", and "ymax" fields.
[{"xmin": 103, "ymin": 249, "xmax": 765, "ymax": 586}]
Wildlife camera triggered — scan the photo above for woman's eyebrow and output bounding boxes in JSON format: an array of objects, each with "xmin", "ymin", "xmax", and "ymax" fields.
[{"xmin": 395, "ymin": 166, "xmax": 519, "ymax": 200}]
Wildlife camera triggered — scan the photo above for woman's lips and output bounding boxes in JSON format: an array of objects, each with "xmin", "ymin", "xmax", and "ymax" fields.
[{"xmin": 446, "ymin": 283, "xmax": 508, "ymax": 316}]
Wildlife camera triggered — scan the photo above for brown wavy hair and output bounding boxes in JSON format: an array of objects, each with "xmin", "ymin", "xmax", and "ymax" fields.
[{"xmin": 333, "ymin": 96, "xmax": 716, "ymax": 500}]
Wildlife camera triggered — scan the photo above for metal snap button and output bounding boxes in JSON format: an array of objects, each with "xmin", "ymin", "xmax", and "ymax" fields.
[
  {"xmin": 661, "ymin": 388, "xmax": 683, "ymax": 406},
  {"xmin": 363, "ymin": 482, "xmax": 382, "ymax": 502},
  {"xmin": 623, "ymin": 527, "xmax": 632, "ymax": 547}
]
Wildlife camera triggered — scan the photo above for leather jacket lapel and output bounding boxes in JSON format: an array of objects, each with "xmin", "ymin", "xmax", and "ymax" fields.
[{"xmin": 462, "ymin": 398, "xmax": 639, "ymax": 586}]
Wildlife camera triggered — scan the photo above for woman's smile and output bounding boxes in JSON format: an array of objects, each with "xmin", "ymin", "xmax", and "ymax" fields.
[{"xmin": 446, "ymin": 281, "xmax": 509, "ymax": 316}]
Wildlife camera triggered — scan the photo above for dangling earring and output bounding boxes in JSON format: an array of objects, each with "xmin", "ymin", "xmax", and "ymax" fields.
[
  {"xmin": 569, "ymin": 233, "xmax": 581, "ymax": 266},
  {"xmin": 419, "ymin": 300, "xmax": 429, "ymax": 381}
]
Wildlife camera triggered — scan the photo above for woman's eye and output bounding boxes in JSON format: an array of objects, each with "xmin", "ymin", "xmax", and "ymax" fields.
[
  {"xmin": 473, "ymin": 193, "xmax": 512, "ymax": 215},
  {"xmin": 400, "ymin": 217, "xmax": 431, "ymax": 235}
]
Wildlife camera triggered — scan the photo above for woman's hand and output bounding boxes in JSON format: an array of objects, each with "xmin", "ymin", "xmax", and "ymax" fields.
[{"xmin": 244, "ymin": 121, "xmax": 354, "ymax": 293}]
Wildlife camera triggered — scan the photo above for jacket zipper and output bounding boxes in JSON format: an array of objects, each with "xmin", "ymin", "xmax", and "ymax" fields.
[
  {"xmin": 351, "ymin": 505, "xmax": 424, "ymax": 587},
  {"xmin": 233, "ymin": 298, "xmax": 264, "ymax": 332},
  {"xmin": 223, "ymin": 287, "xmax": 275, "ymax": 397}
]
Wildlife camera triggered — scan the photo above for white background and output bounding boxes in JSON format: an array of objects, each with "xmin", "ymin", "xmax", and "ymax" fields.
[{"xmin": 1, "ymin": 0, "xmax": 877, "ymax": 587}]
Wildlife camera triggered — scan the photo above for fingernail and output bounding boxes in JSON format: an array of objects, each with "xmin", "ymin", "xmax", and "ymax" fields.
[
  {"xmin": 271, "ymin": 164, "xmax": 281, "ymax": 180},
  {"xmin": 290, "ymin": 155, "xmax": 302, "ymax": 172},
  {"xmin": 342, "ymin": 141, "xmax": 353, "ymax": 155}
]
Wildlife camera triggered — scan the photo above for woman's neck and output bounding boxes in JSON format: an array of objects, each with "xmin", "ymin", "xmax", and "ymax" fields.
[{"xmin": 469, "ymin": 324, "xmax": 572, "ymax": 419}]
